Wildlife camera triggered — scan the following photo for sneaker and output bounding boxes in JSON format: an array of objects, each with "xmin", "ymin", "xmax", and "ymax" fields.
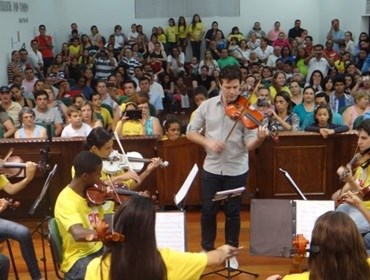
[{"xmin": 226, "ymin": 256, "xmax": 239, "ymax": 270}]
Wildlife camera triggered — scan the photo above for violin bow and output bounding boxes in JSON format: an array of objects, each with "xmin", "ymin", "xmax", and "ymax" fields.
[
  {"xmin": 113, "ymin": 131, "xmax": 135, "ymax": 172},
  {"xmin": 107, "ymin": 175, "xmax": 123, "ymax": 205},
  {"xmin": 224, "ymin": 80, "xmax": 262, "ymax": 142}
]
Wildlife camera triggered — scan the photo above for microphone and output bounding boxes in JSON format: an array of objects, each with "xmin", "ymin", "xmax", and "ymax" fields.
[{"xmin": 281, "ymin": 246, "xmax": 320, "ymax": 258}]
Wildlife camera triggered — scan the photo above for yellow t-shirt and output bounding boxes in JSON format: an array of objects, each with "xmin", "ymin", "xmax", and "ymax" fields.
[
  {"xmin": 69, "ymin": 45, "xmax": 81, "ymax": 58},
  {"xmin": 115, "ymin": 120, "xmax": 144, "ymax": 136},
  {"xmin": 283, "ymin": 259, "xmax": 370, "ymax": 279},
  {"xmin": 187, "ymin": 22, "xmax": 205, "ymax": 41},
  {"xmin": 0, "ymin": 174, "xmax": 9, "ymax": 189},
  {"xmin": 269, "ymin": 85, "xmax": 291, "ymax": 99},
  {"xmin": 158, "ymin": 33, "xmax": 167, "ymax": 44},
  {"xmin": 354, "ymin": 165, "xmax": 370, "ymax": 209},
  {"xmin": 85, "ymin": 248, "xmax": 207, "ymax": 280},
  {"xmin": 166, "ymin": 26, "xmax": 178, "ymax": 43},
  {"xmin": 178, "ymin": 25, "xmax": 187, "ymax": 39},
  {"xmin": 54, "ymin": 186, "xmax": 113, "ymax": 273}
]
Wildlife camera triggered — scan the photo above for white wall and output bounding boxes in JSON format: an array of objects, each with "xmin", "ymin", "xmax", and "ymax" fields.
[{"xmin": 0, "ymin": 0, "xmax": 368, "ymax": 85}]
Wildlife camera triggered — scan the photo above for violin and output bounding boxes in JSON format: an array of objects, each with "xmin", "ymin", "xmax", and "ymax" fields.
[
  {"xmin": 85, "ymin": 180, "xmax": 159, "ymax": 206},
  {"xmin": 289, "ymin": 234, "xmax": 309, "ymax": 274},
  {"xmin": 102, "ymin": 150, "xmax": 169, "ymax": 174},
  {"xmin": 86, "ymin": 215, "xmax": 124, "ymax": 246},
  {"xmin": 85, "ymin": 181, "xmax": 136, "ymax": 206},
  {"xmin": 225, "ymin": 95, "xmax": 264, "ymax": 130},
  {"xmin": 0, "ymin": 149, "xmax": 49, "ymax": 178}
]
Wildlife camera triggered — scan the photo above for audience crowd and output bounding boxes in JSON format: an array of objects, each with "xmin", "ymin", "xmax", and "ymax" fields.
[{"xmin": 2, "ymin": 16, "xmax": 370, "ymax": 140}]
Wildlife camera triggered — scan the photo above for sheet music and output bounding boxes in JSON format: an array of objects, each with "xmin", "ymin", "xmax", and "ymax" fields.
[
  {"xmin": 294, "ymin": 200, "xmax": 334, "ymax": 242},
  {"xmin": 213, "ymin": 187, "xmax": 245, "ymax": 201},
  {"xmin": 174, "ymin": 164, "xmax": 198, "ymax": 206},
  {"xmin": 155, "ymin": 211, "xmax": 186, "ymax": 252}
]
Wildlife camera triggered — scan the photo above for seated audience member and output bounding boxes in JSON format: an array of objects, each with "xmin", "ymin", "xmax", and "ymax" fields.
[
  {"xmin": 217, "ymin": 48, "xmax": 240, "ymax": 70},
  {"xmin": 166, "ymin": 46, "xmax": 185, "ymax": 78},
  {"xmin": 55, "ymin": 151, "xmax": 113, "ymax": 280},
  {"xmin": 85, "ymin": 196, "xmax": 238, "ymax": 280},
  {"xmin": 138, "ymin": 76, "xmax": 163, "ymax": 116},
  {"xmin": 162, "ymin": 116, "xmax": 183, "ymax": 141},
  {"xmin": 45, "ymin": 86, "xmax": 68, "ymax": 123},
  {"xmin": 192, "ymin": 65, "xmax": 217, "ymax": 98},
  {"xmin": 329, "ymin": 75, "xmax": 354, "ymax": 114},
  {"xmin": 198, "ymin": 50, "xmax": 220, "ymax": 76},
  {"xmin": 269, "ymin": 70, "xmax": 290, "ymax": 98},
  {"xmin": 0, "ymin": 97, "xmax": 16, "ymax": 138},
  {"xmin": 33, "ymin": 89, "xmax": 64, "ymax": 136},
  {"xmin": 90, "ymin": 92, "xmax": 113, "ymax": 131},
  {"xmin": 301, "ymin": 91, "xmax": 343, "ymax": 130},
  {"xmin": 10, "ymin": 85, "xmax": 34, "ymax": 108},
  {"xmin": 137, "ymin": 95, "xmax": 163, "ymax": 138},
  {"xmin": 173, "ymin": 76, "xmax": 190, "ymax": 115},
  {"xmin": 289, "ymin": 80, "xmax": 303, "ymax": 107},
  {"xmin": 80, "ymin": 101, "xmax": 103, "ymax": 129},
  {"xmin": 342, "ymin": 90, "xmax": 370, "ymax": 129},
  {"xmin": 61, "ymin": 105, "xmax": 92, "ymax": 137},
  {"xmin": 15, "ymin": 107, "xmax": 47, "ymax": 138},
  {"xmin": 255, "ymin": 37, "xmax": 274, "ymax": 64},
  {"xmin": 115, "ymin": 101, "xmax": 144, "ymax": 137},
  {"xmin": 266, "ymin": 211, "xmax": 370, "ymax": 280},
  {"xmin": 293, "ymin": 86, "xmax": 315, "ymax": 128},
  {"xmin": 267, "ymin": 91, "xmax": 300, "ymax": 132},
  {"xmin": 305, "ymin": 104, "xmax": 349, "ymax": 138},
  {"xmin": 0, "ymin": 85, "xmax": 22, "ymax": 128},
  {"xmin": 73, "ymin": 94, "xmax": 86, "ymax": 108},
  {"xmin": 190, "ymin": 86, "xmax": 208, "ymax": 121},
  {"xmin": 94, "ymin": 48, "xmax": 118, "ymax": 80},
  {"xmin": 304, "ymin": 44, "xmax": 334, "ymax": 83}
]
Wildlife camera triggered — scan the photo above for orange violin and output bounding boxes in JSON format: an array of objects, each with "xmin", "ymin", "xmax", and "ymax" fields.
[{"xmin": 289, "ymin": 234, "xmax": 309, "ymax": 274}]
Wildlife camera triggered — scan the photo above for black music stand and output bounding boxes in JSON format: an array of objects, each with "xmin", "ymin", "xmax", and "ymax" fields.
[
  {"xmin": 29, "ymin": 164, "xmax": 58, "ymax": 280},
  {"xmin": 201, "ymin": 187, "xmax": 259, "ymax": 279}
]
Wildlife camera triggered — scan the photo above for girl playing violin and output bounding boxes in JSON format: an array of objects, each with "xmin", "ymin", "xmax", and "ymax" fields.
[
  {"xmin": 332, "ymin": 119, "xmax": 370, "ymax": 236},
  {"xmin": 85, "ymin": 195, "xmax": 239, "ymax": 280},
  {"xmin": 85, "ymin": 127, "xmax": 161, "ymax": 190}
]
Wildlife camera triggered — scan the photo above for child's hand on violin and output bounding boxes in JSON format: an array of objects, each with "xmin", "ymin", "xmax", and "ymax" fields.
[
  {"xmin": 340, "ymin": 191, "xmax": 363, "ymax": 207},
  {"xmin": 146, "ymin": 157, "xmax": 161, "ymax": 171},
  {"xmin": 337, "ymin": 164, "xmax": 353, "ymax": 182},
  {"xmin": 120, "ymin": 170, "xmax": 142, "ymax": 184},
  {"xmin": 265, "ymin": 275, "xmax": 282, "ymax": 280},
  {"xmin": 0, "ymin": 198, "xmax": 8, "ymax": 213},
  {"xmin": 25, "ymin": 161, "xmax": 37, "ymax": 180},
  {"xmin": 205, "ymin": 139, "xmax": 225, "ymax": 154}
]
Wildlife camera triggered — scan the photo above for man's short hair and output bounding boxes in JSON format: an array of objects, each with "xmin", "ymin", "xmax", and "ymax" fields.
[
  {"xmin": 219, "ymin": 66, "xmax": 242, "ymax": 84},
  {"xmin": 34, "ymin": 89, "xmax": 49, "ymax": 100},
  {"xmin": 73, "ymin": 151, "xmax": 102, "ymax": 177},
  {"xmin": 123, "ymin": 80, "xmax": 137, "ymax": 88},
  {"xmin": 358, "ymin": 119, "xmax": 370, "ymax": 135}
]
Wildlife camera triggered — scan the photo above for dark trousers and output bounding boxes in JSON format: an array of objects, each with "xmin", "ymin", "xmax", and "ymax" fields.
[
  {"xmin": 190, "ymin": 41, "xmax": 202, "ymax": 60},
  {"xmin": 64, "ymin": 248, "xmax": 103, "ymax": 280},
  {"xmin": 201, "ymin": 170, "xmax": 247, "ymax": 251}
]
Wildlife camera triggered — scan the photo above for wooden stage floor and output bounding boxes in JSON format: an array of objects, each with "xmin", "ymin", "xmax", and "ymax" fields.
[{"xmin": 5, "ymin": 209, "xmax": 292, "ymax": 280}]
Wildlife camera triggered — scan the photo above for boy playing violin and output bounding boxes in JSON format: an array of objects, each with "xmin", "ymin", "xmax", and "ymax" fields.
[
  {"xmin": 54, "ymin": 151, "xmax": 112, "ymax": 280},
  {"xmin": 332, "ymin": 119, "xmax": 370, "ymax": 242}
]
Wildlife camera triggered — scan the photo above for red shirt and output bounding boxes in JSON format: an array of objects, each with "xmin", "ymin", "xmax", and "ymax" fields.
[{"xmin": 35, "ymin": 35, "xmax": 54, "ymax": 58}]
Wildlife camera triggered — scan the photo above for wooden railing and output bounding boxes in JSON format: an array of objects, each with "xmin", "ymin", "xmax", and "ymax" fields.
[{"xmin": 0, "ymin": 132, "xmax": 358, "ymax": 218}]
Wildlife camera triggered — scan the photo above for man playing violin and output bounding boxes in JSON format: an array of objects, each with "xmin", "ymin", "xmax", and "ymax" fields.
[
  {"xmin": 187, "ymin": 66, "xmax": 269, "ymax": 269},
  {"xmin": 332, "ymin": 119, "xmax": 370, "ymax": 244},
  {"xmin": 0, "ymin": 160, "xmax": 45, "ymax": 280},
  {"xmin": 55, "ymin": 151, "xmax": 111, "ymax": 280}
]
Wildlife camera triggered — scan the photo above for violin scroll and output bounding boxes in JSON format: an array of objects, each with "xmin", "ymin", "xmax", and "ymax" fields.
[
  {"xmin": 289, "ymin": 234, "xmax": 309, "ymax": 274},
  {"xmin": 95, "ymin": 218, "xmax": 125, "ymax": 246}
]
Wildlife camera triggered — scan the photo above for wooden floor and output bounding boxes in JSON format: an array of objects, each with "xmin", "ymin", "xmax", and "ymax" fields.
[{"xmin": 5, "ymin": 209, "xmax": 292, "ymax": 280}]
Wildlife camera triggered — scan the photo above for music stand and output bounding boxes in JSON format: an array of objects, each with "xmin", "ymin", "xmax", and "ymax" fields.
[
  {"xmin": 279, "ymin": 168, "xmax": 307, "ymax": 200},
  {"xmin": 29, "ymin": 164, "xmax": 57, "ymax": 280},
  {"xmin": 201, "ymin": 187, "xmax": 259, "ymax": 279}
]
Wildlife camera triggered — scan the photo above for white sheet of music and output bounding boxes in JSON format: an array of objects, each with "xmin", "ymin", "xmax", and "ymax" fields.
[
  {"xmin": 155, "ymin": 211, "xmax": 186, "ymax": 252},
  {"xmin": 294, "ymin": 200, "xmax": 334, "ymax": 242}
]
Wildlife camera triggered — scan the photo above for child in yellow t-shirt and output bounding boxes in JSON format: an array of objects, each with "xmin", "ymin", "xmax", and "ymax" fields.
[
  {"xmin": 162, "ymin": 116, "xmax": 182, "ymax": 141},
  {"xmin": 115, "ymin": 102, "xmax": 144, "ymax": 137}
]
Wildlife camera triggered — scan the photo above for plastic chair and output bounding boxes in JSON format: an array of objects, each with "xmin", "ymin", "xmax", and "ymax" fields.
[{"xmin": 47, "ymin": 218, "xmax": 64, "ymax": 279}]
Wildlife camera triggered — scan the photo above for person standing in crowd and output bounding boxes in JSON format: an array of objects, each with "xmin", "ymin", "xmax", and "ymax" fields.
[
  {"xmin": 34, "ymin": 24, "xmax": 54, "ymax": 75},
  {"xmin": 187, "ymin": 66, "xmax": 268, "ymax": 269}
]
